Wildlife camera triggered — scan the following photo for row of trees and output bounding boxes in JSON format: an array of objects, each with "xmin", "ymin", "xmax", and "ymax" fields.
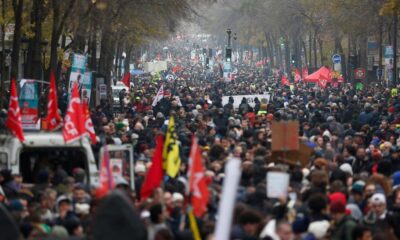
[
  {"xmin": 202, "ymin": 0, "xmax": 398, "ymax": 81},
  {"xmin": 0, "ymin": 0, "xmax": 203, "ymax": 107}
]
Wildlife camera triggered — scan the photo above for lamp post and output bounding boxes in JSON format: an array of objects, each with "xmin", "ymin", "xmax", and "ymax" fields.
[{"xmin": 227, "ymin": 28, "xmax": 232, "ymax": 48}]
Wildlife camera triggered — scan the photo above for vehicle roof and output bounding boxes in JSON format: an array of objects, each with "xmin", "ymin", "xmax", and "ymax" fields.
[
  {"xmin": 23, "ymin": 132, "xmax": 91, "ymax": 147},
  {"xmin": 0, "ymin": 132, "xmax": 91, "ymax": 147}
]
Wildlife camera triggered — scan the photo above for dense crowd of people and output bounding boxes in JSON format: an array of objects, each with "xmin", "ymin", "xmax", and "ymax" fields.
[{"xmin": 2, "ymin": 44, "xmax": 400, "ymax": 240}]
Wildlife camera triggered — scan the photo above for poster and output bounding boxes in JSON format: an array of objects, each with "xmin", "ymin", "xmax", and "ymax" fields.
[
  {"xmin": 267, "ymin": 172, "xmax": 289, "ymax": 198},
  {"xmin": 19, "ymin": 79, "xmax": 39, "ymax": 130},
  {"xmin": 110, "ymin": 158, "xmax": 123, "ymax": 177},
  {"xmin": 68, "ymin": 53, "xmax": 87, "ymax": 97}
]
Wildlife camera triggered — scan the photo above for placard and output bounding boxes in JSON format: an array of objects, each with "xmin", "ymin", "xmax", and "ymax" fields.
[
  {"xmin": 271, "ymin": 121, "xmax": 299, "ymax": 151},
  {"xmin": 267, "ymin": 172, "xmax": 289, "ymax": 198}
]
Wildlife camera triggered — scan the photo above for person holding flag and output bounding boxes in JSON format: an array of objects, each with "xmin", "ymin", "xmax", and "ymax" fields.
[{"xmin": 163, "ymin": 116, "xmax": 181, "ymax": 178}]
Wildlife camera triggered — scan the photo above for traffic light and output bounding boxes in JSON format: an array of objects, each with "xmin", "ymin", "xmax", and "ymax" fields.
[
  {"xmin": 209, "ymin": 48, "xmax": 213, "ymax": 58},
  {"xmin": 206, "ymin": 58, "xmax": 210, "ymax": 69},
  {"xmin": 291, "ymin": 54, "xmax": 296, "ymax": 65},
  {"xmin": 226, "ymin": 48, "xmax": 232, "ymax": 62}
]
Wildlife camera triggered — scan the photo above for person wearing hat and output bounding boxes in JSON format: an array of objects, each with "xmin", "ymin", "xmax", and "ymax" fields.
[
  {"xmin": 370, "ymin": 193, "xmax": 387, "ymax": 220},
  {"xmin": 330, "ymin": 199, "xmax": 357, "ymax": 240},
  {"xmin": 54, "ymin": 195, "xmax": 76, "ymax": 226}
]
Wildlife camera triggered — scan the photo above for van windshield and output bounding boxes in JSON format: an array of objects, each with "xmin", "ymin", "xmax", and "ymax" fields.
[{"xmin": 19, "ymin": 148, "xmax": 88, "ymax": 183}]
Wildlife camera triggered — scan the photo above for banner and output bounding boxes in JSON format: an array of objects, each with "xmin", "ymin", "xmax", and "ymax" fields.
[
  {"xmin": 68, "ymin": 53, "xmax": 88, "ymax": 97},
  {"xmin": 143, "ymin": 61, "xmax": 167, "ymax": 73},
  {"xmin": 222, "ymin": 94, "xmax": 271, "ymax": 109},
  {"xmin": 19, "ymin": 79, "xmax": 39, "ymax": 130}
]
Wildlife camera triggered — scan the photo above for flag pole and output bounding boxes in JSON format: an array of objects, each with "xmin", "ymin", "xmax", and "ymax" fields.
[{"xmin": 187, "ymin": 205, "xmax": 201, "ymax": 240}]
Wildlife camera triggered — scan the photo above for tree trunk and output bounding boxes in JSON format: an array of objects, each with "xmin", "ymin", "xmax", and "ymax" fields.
[
  {"xmin": 125, "ymin": 44, "xmax": 132, "ymax": 74},
  {"xmin": 274, "ymin": 35, "xmax": 283, "ymax": 70},
  {"xmin": 49, "ymin": 0, "xmax": 75, "ymax": 82},
  {"xmin": 358, "ymin": 34, "xmax": 368, "ymax": 72},
  {"xmin": 318, "ymin": 37, "xmax": 324, "ymax": 66},
  {"xmin": 115, "ymin": 41, "xmax": 121, "ymax": 80},
  {"xmin": 98, "ymin": 25, "xmax": 116, "ymax": 102},
  {"xmin": 266, "ymin": 34, "xmax": 274, "ymax": 67},
  {"xmin": 0, "ymin": 0, "xmax": 6, "ymax": 108},
  {"xmin": 378, "ymin": 17, "xmax": 383, "ymax": 74},
  {"xmin": 26, "ymin": 0, "xmax": 45, "ymax": 80},
  {"xmin": 302, "ymin": 40, "xmax": 308, "ymax": 68},
  {"xmin": 393, "ymin": 13, "xmax": 398, "ymax": 86},
  {"xmin": 284, "ymin": 38, "xmax": 290, "ymax": 73},
  {"xmin": 10, "ymin": 0, "xmax": 23, "ymax": 79},
  {"xmin": 309, "ymin": 31, "xmax": 312, "ymax": 67},
  {"xmin": 88, "ymin": 21, "xmax": 97, "ymax": 71},
  {"xmin": 334, "ymin": 34, "xmax": 346, "ymax": 79},
  {"xmin": 313, "ymin": 31, "xmax": 317, "ymax": 68}
]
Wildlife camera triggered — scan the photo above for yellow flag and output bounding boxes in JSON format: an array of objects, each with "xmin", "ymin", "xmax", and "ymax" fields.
[{"xmin": 163, "ymin": 116, "xmax": 181, "ymax": 178}]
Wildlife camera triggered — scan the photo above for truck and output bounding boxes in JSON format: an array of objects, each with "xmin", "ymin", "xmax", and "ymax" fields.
[{"xmin": 0, "ymin": 132, "xmax": 99, "ymax": 186}]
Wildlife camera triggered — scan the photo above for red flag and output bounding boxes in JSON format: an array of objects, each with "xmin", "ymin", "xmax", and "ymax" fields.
[
  {"xmin": 46, "ymin": 71, "xmax": 62, "ymax": 131},
  {"xmin": 83, "ymin": 100, "xmax": 97, "ymax": 144},
  {"xmin": 62, "ymin": 83, "xmax": 86, "ymax": 143},
  {"xmin": 96, "ymin": 145, "xmax": 115, "ymax": 199},
  {"xmin": 188, "ymin": 137, "xmax": 209, "ymax": 218},
  {"xmin": 6, "ymin": 79, "xmax": 24, "ymax": 142},
  {"xmin": 121, "ymin": 73, "xmax": 131, "ymax": 88},
  {"xmin": 302, "ymin": 67, "xmax": 309, "ymax": 78},
  {"xmin": 294, "ymin": 69, "xmax": 301, "ymax": 83},
  {"xmin": 318, "ymin": 74, "xmax": 329, "ymax": 89},
  {"xmin": 140, "ymin": 135, "xmax": 164, "ymax": 201},
  {"xmin": 281, "ymin": 75, "xmax": 290, "ymax": 86}
]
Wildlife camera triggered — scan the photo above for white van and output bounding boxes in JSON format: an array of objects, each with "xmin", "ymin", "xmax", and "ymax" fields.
[
  {"xmin": 111, "ymin": 82, "xmax": 130, "ymax": 110},
  {"xmin": 0, "ymin": 132, "xmax": 99, "ymax": 186}
]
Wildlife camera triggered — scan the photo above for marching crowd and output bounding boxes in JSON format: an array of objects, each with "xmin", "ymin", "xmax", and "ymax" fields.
[{"xmin": 2, "ymin": 45, "xmax": 400, "ymax": 240}]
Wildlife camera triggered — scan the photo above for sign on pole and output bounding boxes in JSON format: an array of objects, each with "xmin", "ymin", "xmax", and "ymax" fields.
[
  {"xmin": 354, "ymin": 68, "xmax": 366, "ymax": 79},
  {"xmin": 332, "ymin": 54, "xmax": 341, "ymax": 64}
]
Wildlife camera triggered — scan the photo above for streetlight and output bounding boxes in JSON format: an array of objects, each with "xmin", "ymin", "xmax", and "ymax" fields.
[{"xmin": 226, "ymin": 28, "xmax": 232, "ymax": 48}]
